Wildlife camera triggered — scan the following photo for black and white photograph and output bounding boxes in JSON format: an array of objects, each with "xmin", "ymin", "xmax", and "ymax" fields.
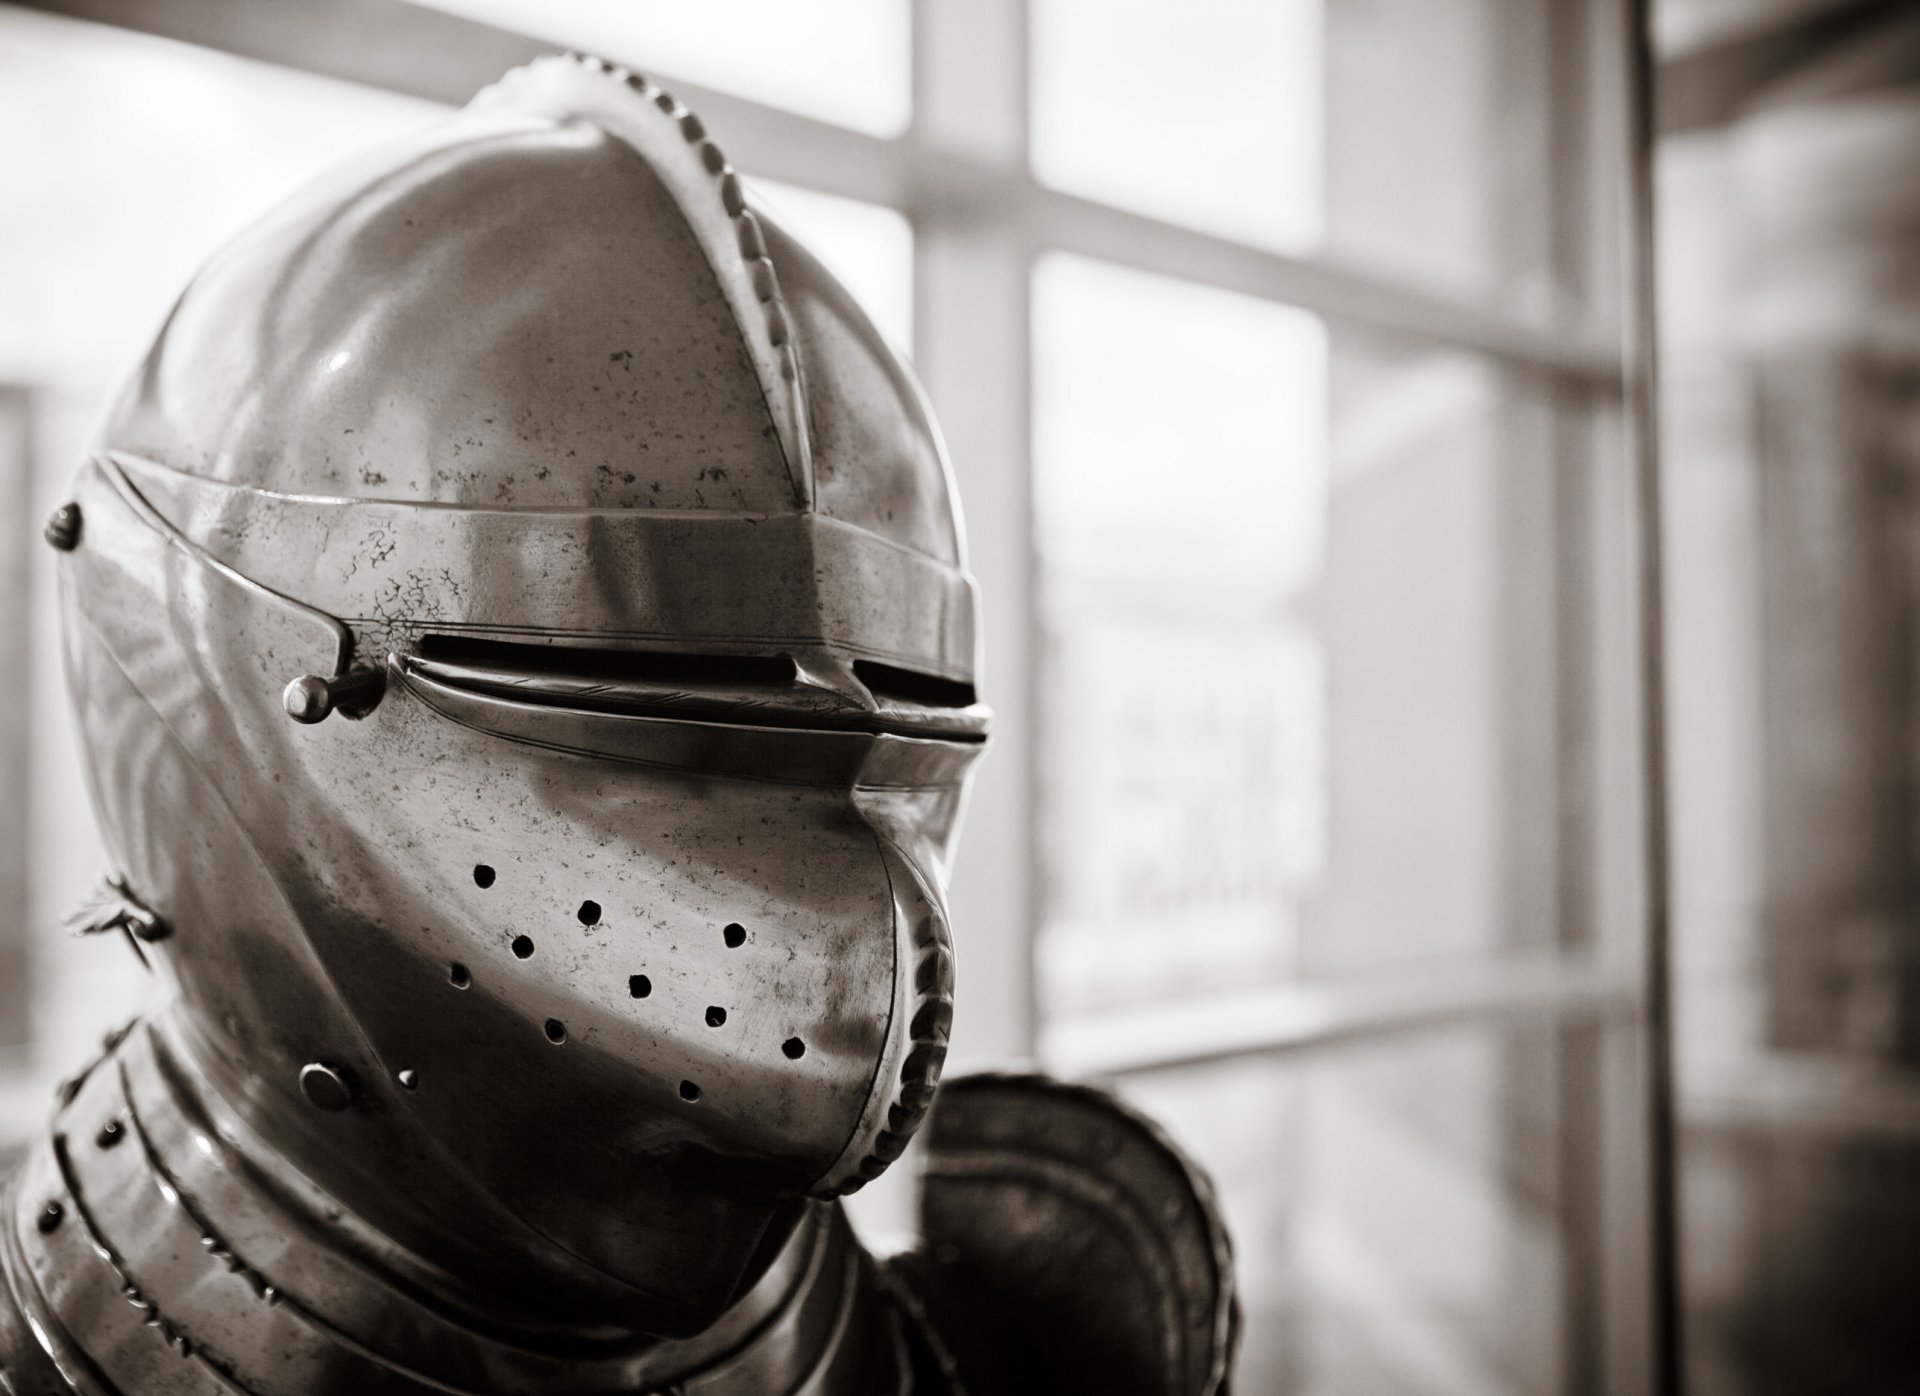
[{"xmin": 1, "ymin": 1, "xmax": 1916, "ymax": 1391}]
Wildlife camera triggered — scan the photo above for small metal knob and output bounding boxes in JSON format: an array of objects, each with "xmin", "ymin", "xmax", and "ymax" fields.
[
  {"xmin": 283, "ymin": 666, "xmax": 385, "ymax": 724},
  {"xmin": 44, "ymin": 502, "xmax": 81, "ymax": 551}
]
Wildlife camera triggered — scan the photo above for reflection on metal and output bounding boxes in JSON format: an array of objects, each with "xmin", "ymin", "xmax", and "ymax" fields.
[
  {"xmin": 16, "ymin": 0, "xmax": 1626, "ymax": 386},
  {"xmin": 1041, "ymin": 951, "xmax": 1643, "ymax": 1078},
  {"xmin": 2, "ymin": 55, "xmax": 1234, "ymax": 1394}
]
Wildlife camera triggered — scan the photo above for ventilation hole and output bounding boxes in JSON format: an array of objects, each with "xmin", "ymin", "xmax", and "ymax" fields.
[
  {"xmin": 473, "ymin": 864, "xmax": 496, "ymax": 888},
  {"xmin": 545, "ymin": 1019, "xmax": 568, "ymax": 1044},
  {"xmin": 449, "ymin": 962, "xmax": 472, "ymax": 989},
  {"xmin": 577, "ymin": 900, "xmax": 601, "ymax": 926},
  {"xmin": 679, "ymin": 1080, "xmax": 702, "ymax": 1103},
  {"xmin": 782, "ymin": 1037, "xmax": 806, "ymax": 1060},
  {"xmin": 511, "ymin": 935, "xmax": 535, "ymax": 960},
  {"xmin": 629, "ymin": 974, "xmax": 652, "ymax": 999},
  {"xmin": 705, "ymin": 1005, "xmax": 727, "ymax": 1028},
  {"xmin": 723, "ymin": 922, "xmax": 746, "ymax": 949}
]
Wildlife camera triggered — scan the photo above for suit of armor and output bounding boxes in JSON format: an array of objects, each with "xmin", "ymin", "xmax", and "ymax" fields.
[{"xmin": 0, "ymin": 56, "xmax": 1235, "ymax": 1395}]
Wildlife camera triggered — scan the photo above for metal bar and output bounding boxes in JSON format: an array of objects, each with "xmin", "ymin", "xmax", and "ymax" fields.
[
  {"xmin": 1039, "ymin": 951, "xmax": 1642, "ymax": 1079},
  {"xmin": 13, "ymin": 0, "xmax": 1626, "ymax": 386},
  {"xmin": 1626, "ymin": 0, "xmax": 1684, "ymax": 1389},
  {"xmin": 1026, "ymin": 185, "xmax": 1625, "ymax": 385}
]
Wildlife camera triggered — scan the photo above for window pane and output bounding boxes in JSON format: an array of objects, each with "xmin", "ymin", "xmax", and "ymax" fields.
[
  {"xmin": 1031, "ymin": 0, "xmax": 1324, "ymax": 253},
  {"xmin": 422, "ymin": 0, "xmax": 911, "ymax": 135},
  {"xmin": 1031, "ymin": 0, "xmax": 1561, "ymax": 310},
  {"xmin": 1034, "ymin": 255, "xmax": 1631, "ymax": 1020},
  {"xmin": 749, "ymin": 179, "xmax": 914, "ymax": 355},
  {"xmin": 1120, "ymin": 1022, "xmax": 1588, "ymax": 1395}
]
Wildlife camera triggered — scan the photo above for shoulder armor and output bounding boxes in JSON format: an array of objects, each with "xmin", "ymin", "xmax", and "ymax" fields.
[{"xmin": 886, "ymin": 1072, "xmax": 1237, "ymax": 1395}]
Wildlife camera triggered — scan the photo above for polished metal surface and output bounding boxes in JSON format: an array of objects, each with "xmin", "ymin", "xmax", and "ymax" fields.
[
  {"xmin": 886, "ymin": 1075, "xmax": 1239, "ymax": 1396},
  {"xmin": 1, "ymin": 51, "xmax": 1232, "ymax": 1395}
]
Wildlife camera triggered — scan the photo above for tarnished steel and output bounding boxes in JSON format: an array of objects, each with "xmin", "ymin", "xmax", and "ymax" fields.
[{"xmin": 0, "ymin": 53, "xmax": 1233, "ymax": 1395}]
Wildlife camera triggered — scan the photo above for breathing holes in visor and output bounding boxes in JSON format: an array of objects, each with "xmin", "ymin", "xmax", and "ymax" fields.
[
  {"xmin": 511, "ymin": 935, "xmax": 535, "ymax": 960},
  {"xmin": 852, "ymin": 659, "xmax": 976, "ymax": 709},
  {"xmin": 544, "ymin": 1019, "xmax": 567, "ymax": 1045},
  {"xmin": 723, "ymin": 923, "xmax": 746, "ymax": 949},
  {"xmin": 783, "ymin": 1037, "xmax": 806, "ymax": 1059},
  {"xmin": 629, "ymin": 974, "xmax": 652, "ymax": 998},
  {"xmin": 680, "ymin": 1080, "xmax": 702, "ymax": 1103},
  {"xmin": 706, "ymin": 1006, "xmax": 727, "ymax": 1028},
  {"xmin": 473, "ymin": 865, "xmax": 496, "ymax": 889},
  {"xmin": 449, "ymin": 963, "xmax": 471, "ymax": 989},
  {"xmin": 578, "ymin": 900, "xmax": 601, "ymax": 926}
]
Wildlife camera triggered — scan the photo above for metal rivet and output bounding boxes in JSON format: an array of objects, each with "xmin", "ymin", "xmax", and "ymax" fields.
[
  {"xmin": 96, "ymin": 1119, "xmax": 125, "ymax": 1149},
  {"xmin": 397, "ymin": 1069, "xmax": 418, "ymax": 1090},
  {"xmin": 720, "ymin": 172, "xmax": 745, "ymax": 217},
  {"xmin": 44, "ymin": 502, "xmax": 81, "ymax": 551},
  {"xmin": 678, "ymin": 111, "xmax": 705, "ymax": 142},
  {"xmin": 699, "ymin": 141, "xmax": 727, "ymax": 174},
  {"xmin": 299, "ymin": 1062, "xmax": 354, "ymax": 1112},
  {"xmin": 654, "ymin": 91, "xmax": 677, "ymax": 114}
]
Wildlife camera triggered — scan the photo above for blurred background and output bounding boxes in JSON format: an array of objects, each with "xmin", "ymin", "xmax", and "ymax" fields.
[{"xmin": 1, "ymin": 0, "xmax": 1916, "ymax": 1391}]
